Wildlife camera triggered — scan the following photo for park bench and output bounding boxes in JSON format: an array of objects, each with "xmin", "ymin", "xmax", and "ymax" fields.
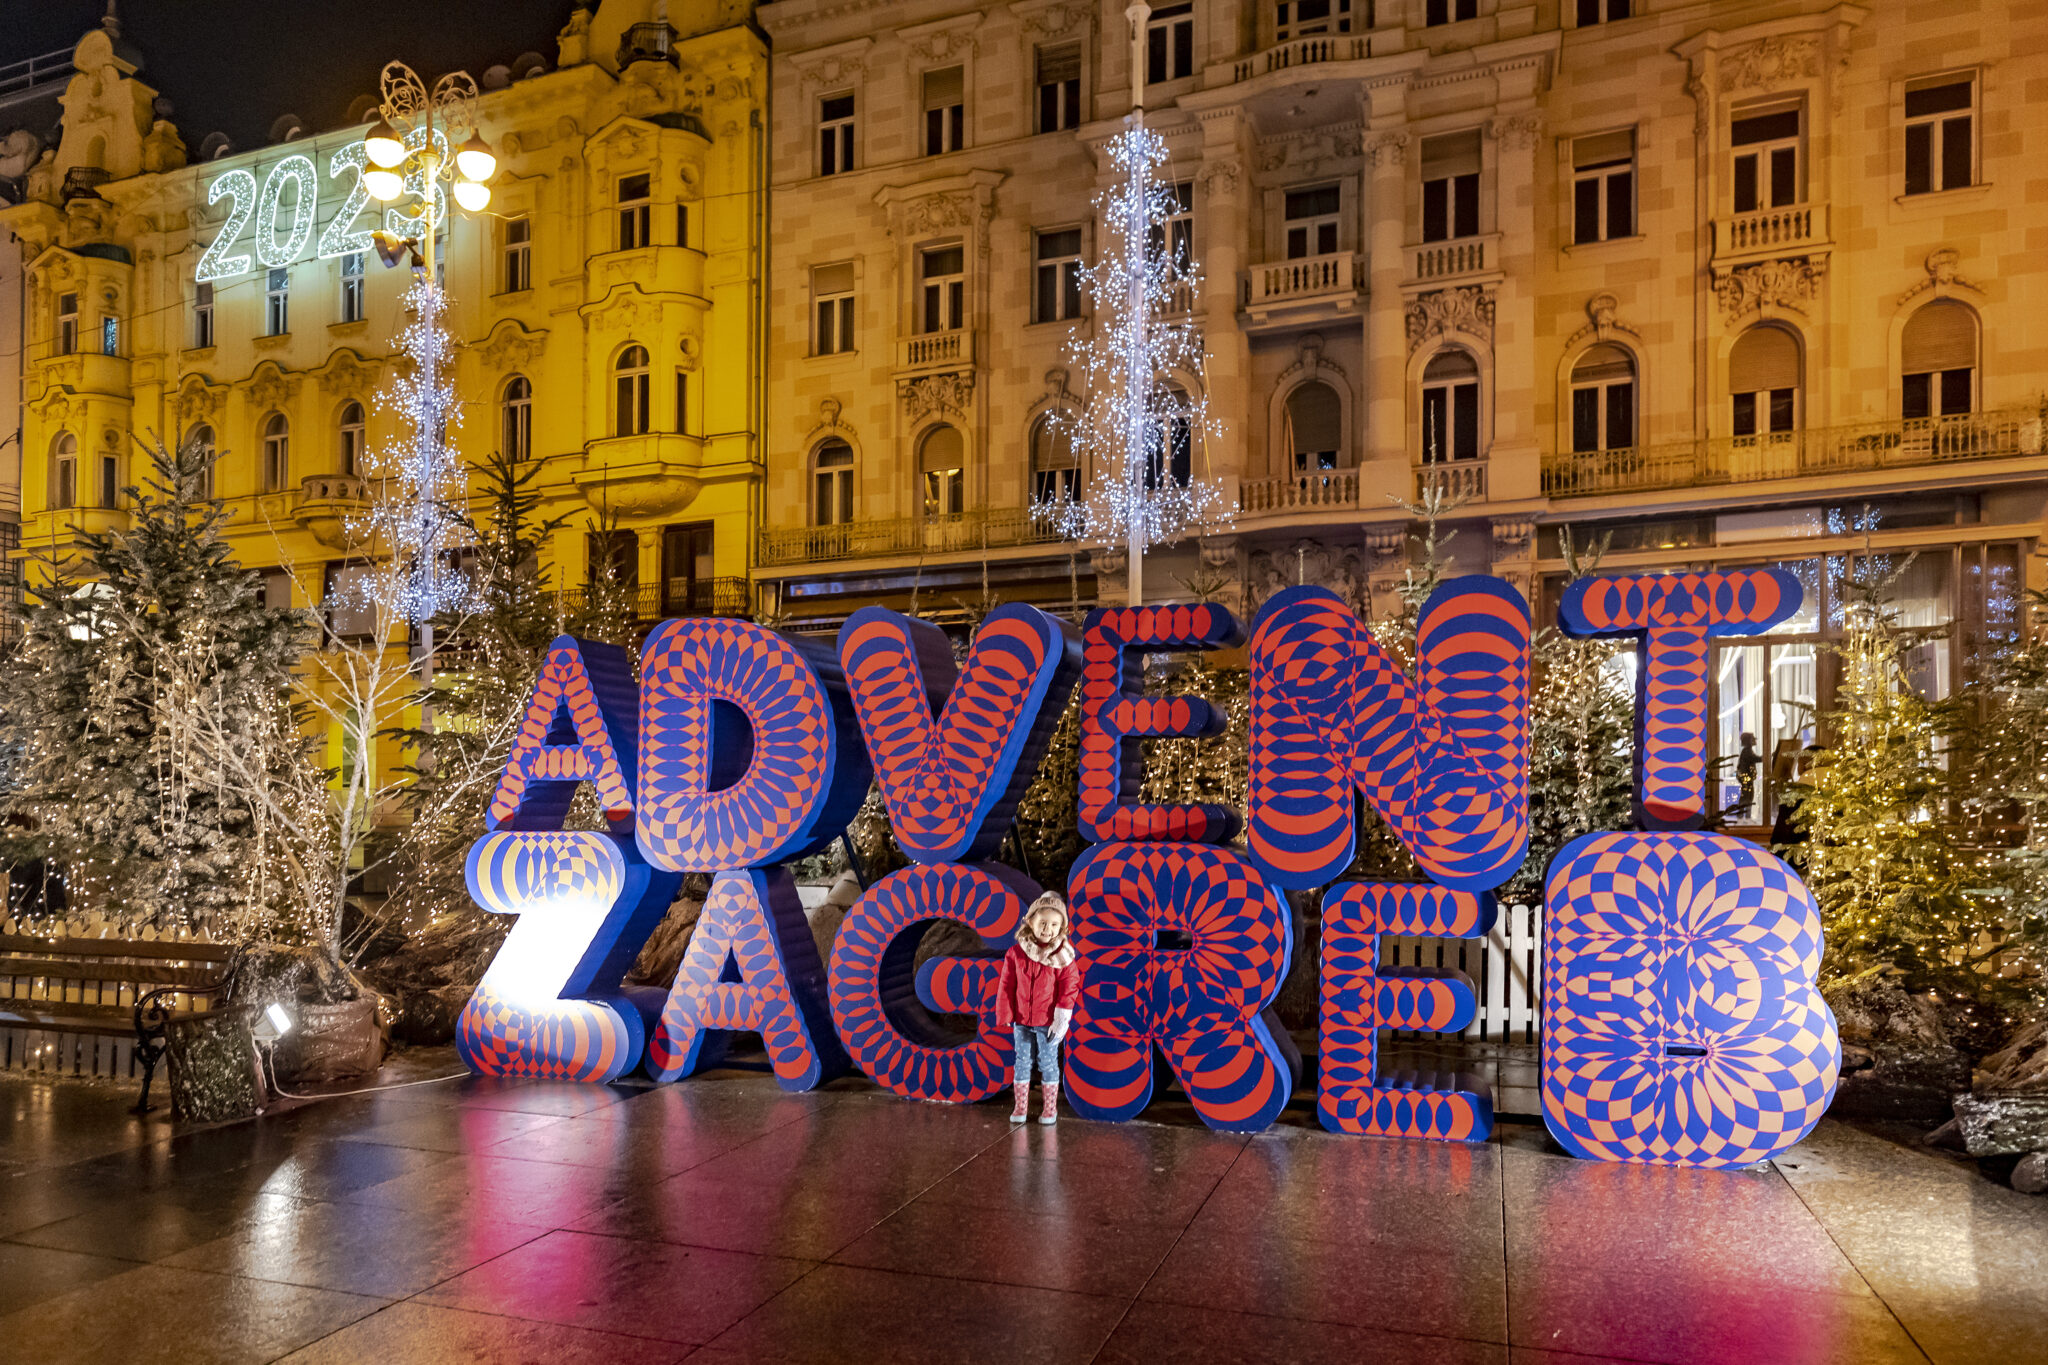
[{"xmin": 0, "ymin": 932, "xmax": 237, "ymax": 1112}]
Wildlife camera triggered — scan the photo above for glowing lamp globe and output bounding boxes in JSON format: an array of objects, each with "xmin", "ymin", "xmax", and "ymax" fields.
[
  {"xmin": 453, "ymin": 178, "xmax": 491, "ymax": 213},
  {"xmin": 364, "ymin": 167, "xmax": 404, "ymax": 202},
  {"xmin": 364, "ymin": 118, "xmax": 406, "ymax": 169},
  {"xmin": 455, "ymin": 133, "xmax": 496, "ymax": 183}
]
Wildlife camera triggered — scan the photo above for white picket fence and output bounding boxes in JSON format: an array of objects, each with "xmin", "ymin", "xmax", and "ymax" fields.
[{"xmin": 1382, "ymin": 901, "xmax": 1544, "ymax": 1044}]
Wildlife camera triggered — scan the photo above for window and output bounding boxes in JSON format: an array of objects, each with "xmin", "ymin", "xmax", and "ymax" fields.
[
  {"xmin": 1036, "ymin": 44, "xmax": 1081, "ymax": 132},
  {"xmin": 1144, "ymin": 402, "xmax": 1193, "ymax": 490},
  {"xmin": 99, "ymin": 453, "xmax": 118, "ymax": 508},
  {"xmin": 617, "ymin": 173, "xmax": 651, "ymax": 251},
  {"xmin": 323, "ymin": 562, "xmax": 379, "ymax": 639},
  {"xmin": 1729, "ymin": 325, "xmax": 1801, "ymax": 436},
  {"xmin": 501, "ymin": 375, "xmax": 532, "ymax": 460},
  {"xmin": 1731, "ymin": 106, "xmax": 1801, "ymax": 213},
  {"xmin": 923, "ymin": 66, "xmax": 964, "ymax": 156},
  {"xmin": 100, "ymin": 315, "xmax": 118, "ymax": 356},
  {"xmin": 1426, "ymin": 0, "xmax": 1478, "ymax": 25},
  {"xmin": 1153, "ymin": 180, "xmax": 1195, "ymax": 270},
  {"xmin": 1901, "ymin": 300, "xmax": 1976, "ymax": 420},
  {"xmin": 1277, "ymin": 1, "xmax": 1354, "ymax": 40},
  {"xmin": 1905, "ymin": 76, "xmax": 1973, "ymax": 196},
  {"xmin": 261, "ymin": 567, "xmax": 292, "ymax": 611},
  {"xmin": 920, "ymin": 425, "xmax": 964, "ymax": 518},
  {"xmin": 614, "ymin": 345, "xmax": 650, "ymax": 435},
  {"xmin": 1034, "ymin": 229, "xmax": 1083, "ymax": 323},
  {"xmin": 187, "ymin": 424, "xmax": 216, "ymax": 500},
  {"xmin": 674, "ymin": 370, "xmax": 687, "ymax": 434},
  {"xmin": 813, "ymin": 263, "xmax": 855, "ymax": 355},
  {"xmin": 587, "ymin": 529, "xmax": 638, "ymax": 591},
  {"xmin": 1030, "ymin": 415, "xmax": 1079, "ymax": 505},
  {"xmin": 819, "ymin": 92, "xmax": 855, "ymax": 176},
  {"xmin": 814, "ymin": 438, "xmax": 854, "ymax": 525},
  {"xmin": 920, "ymin": 246, "xmax": 964, "ymax": 333},
  {"xmin": 1570, "ymin": 344, "xmax": 1636, "ymax": 453},
  {"xmin": 56, "ymin": 292, "xmax": 77, "ymax": 355},
  {"xmin": 339, "ymin": 251, "xmax": 364, "ymax": 323},
  {"xmin": 266, "ymin": 267, "xmax": 289, "ymax": 335},
  {"xmin": 50, "ymin": 432, "xmax": 77, "ymax": 509},
  {"xmin": 1146, "ymin": 3, "xmax": 1194, "ymax": 85},
  {"xmin": 660, "ymin": 523, "xmax": 715, "ymax": 618},
  {"xmin": 1285, "ymin": 381, "xmax": 1344, "ymax": 471},
  {"xmin": 194, "ymin": 283, "xmax": 214, "ymax": 348},
  {"xmin": 675, "ymin": 204, "xmax": 689, "ymax": 248},
  {"xmin": 1572, "ymin": 129, "xmax": 1635, "ymax": 243},
  {"xmin": 1421, "ymin": 132, "xmax": 1481, "ymax": 241},
  {"xmin": 261, "ymin": 412, "xmax": 290, "ymax": 490},
  {"xmin": 504, "ymin": 217, "xmax": 531, "ymax": 291},
  {"xmin": 1284, "ymin": 184, "xmax": 1341, "ymax": 259},
  {"xmin": 338, "ymin": 401, "xmax": 365, "ymax": 476},
  {"xmin": 1576, "ymin": 0, "xmax": 1632, "ymax": 22},
  {"xmin": 1420, "ymin": 350, "xmax": 1481, "ymax": 463}
]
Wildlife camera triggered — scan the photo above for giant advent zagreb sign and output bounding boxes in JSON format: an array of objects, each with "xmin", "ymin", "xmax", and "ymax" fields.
[{"xmin": 455, "ymin": 571, "xmax": 1840, "ymax": 1168}]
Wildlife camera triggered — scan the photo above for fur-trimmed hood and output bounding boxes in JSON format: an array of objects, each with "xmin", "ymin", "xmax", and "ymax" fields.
[{"xmin": 1016, "ymin": 892, "xmax": 1075, "ymax": 969}]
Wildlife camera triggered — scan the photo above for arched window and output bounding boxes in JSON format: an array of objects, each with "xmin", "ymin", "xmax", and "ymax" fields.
[
  {"xmin": 337, "ymin": 401, "xmax": 365, "ymax": 477},
  {"xmin": 1901, "ymin": 300, "xmax": 1976, "ymax": 420},
  {"xmin": 1143, "ymin": 384, "xmax": 1194, "ymax": 489},
  {"xmin": 501, "ymin": 375, "xmax": 532, "ymax": 460},
  {"xmin": 920, "ymin": 425, "xmax": 964, "ymax": 517},
  {"xmin": 614, "ymin": 345, "xmax": 649, "ymax": 436},
  {"xmin": 1420, "ymin": 350, "xmax": 1480, "ymax": 463},
  {"xmin": 1283, "ymin": 381, "xmax": 1344, "ymax": 472},
  {"xmin": 1729, "ymin": 325, "xmax": 1801, "ymax": 437},
  {"xmin": 261, "ymin": 412, "xmax": 290, "ymax": 490},
  {"xmin": 50, "ymin": 431, "xmax": 78, "ymax": 509},
  {"xmin": 813, "ymin": 438, "xmax": 854, "ymax": 526},
  {"xmin": 187, "ymin": 423, "xmax": 216, "ymax": 500},
  {"xmin": 1030, "ymin": 414, "xmax": 1079, "ymax": 504},
  {"xmin": 1570, "ymin": 344, "xmax": 1636, "ymax": 453}
]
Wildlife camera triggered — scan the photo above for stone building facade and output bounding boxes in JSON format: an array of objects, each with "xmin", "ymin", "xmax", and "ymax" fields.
[
  {"xmin": 1, "ymin": 1, "xmax": 769, "ymax": 629},
  {"xmin": 757, "ymin": 0, "xmax": 2048, "ymax": 819}
]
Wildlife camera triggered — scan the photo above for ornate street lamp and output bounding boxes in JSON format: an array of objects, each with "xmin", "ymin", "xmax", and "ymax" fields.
[{"xmin": 355, "ymin": 61, "xmax": 497, "ymax": 735}]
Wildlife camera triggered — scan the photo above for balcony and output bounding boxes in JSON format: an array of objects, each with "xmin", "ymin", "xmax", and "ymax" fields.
[
  {"xmin": 1240, "ymin": 252, "xmax": 1363, "ymax": 328},
  {"xmin": 560, "ymin": 578, "xmax": 750, "ymax": 623},
  {"xmin": 1407, "ymin": 233, "xmax": 1501, "ymax": 288},
  {"xmin": 896, "ymin": 330, "xmax": 977, "ymax": 374},
  {"xmin": 1711, "ymin": 203, "xmax": 1831, "ymax": 269},
  {"xmin": 1416, "ymin": 460, "xmax": 1489, "ymax": 503},
  {"xmin": 1239, "ymin": 469, "xmax": 1358, "ymax": 515},
  {"xmin": 293, "ymin": 474, "xmax": 368, "ymax": 550},
  {"xmin": 1541, "ymin": 408, "xmax": 2036, "ymax": 499},
  {"xmin": 758, "ymin": 506, "xmax": 1065, "ymax": 569},
  {"xmin": 1228, "ymin": 33, "xmax": 1370, "ymax": 82}
]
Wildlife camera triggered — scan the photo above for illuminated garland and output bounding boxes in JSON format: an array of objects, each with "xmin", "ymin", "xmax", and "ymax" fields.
[
  {"xmin": 1032, "ymin": 124, "xmax": 1231, "ymax": 558},
  {"xmin": 354, "ymin": 276, "xmax": 476, "ymax": 623},
  {"xmin": 253, "ymin": 154, "xmax": 318, "ymax": 269}
]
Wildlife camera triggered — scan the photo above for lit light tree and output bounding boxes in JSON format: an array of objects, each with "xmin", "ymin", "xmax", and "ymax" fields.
[{"xmin": 1034, "ymin": 2, "xmax": 1231, "ymax": 605}]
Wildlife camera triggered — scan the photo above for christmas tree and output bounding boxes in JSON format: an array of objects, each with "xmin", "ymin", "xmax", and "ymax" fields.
[
  {"xmin": 0, "ymin": 432, "xmax": 312, "ymax": 935},
  {"xmin": 1793, "ymin": 556, "xmax": 1991, "ymax": 1004}
]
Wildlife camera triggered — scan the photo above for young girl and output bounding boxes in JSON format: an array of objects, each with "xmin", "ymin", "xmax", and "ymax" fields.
[{"xmin": 995, "ymin": 891, "xmax": 1081, "ymax": 1124}]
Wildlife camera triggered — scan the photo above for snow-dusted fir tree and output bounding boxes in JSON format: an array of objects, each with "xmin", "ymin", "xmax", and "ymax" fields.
[
  {"xmin": 0, "ymin": 432, "xmax": 312, "ymax": 934},
  {"xmin": 1034, "ymin": 3, "xmax": 1230, "ymax": 605}
]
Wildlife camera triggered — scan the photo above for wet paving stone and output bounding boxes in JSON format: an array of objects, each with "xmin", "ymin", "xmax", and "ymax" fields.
[{"xmin": 1, "ymin": 1063, "xmax": 2044, "ymax": 1364}]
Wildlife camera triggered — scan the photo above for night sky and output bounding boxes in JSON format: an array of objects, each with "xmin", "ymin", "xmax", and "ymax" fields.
[{"xmin": 1, "ymin": 1, "xmax": 580, "ymax": 152}]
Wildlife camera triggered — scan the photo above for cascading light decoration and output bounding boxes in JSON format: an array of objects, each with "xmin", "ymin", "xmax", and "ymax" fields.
[
  {"xmin": 1031, "ymin": 121, "xmax": 1231, "ymax": 605},
  {"xmin": 353, "ymin": 273, "xmax": 477, "ymax": 625}
]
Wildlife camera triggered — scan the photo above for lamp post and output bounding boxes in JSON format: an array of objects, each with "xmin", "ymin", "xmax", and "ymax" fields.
[{"xmin": 359, "ymin": 61, "xmax": 496, "ymax": 738}]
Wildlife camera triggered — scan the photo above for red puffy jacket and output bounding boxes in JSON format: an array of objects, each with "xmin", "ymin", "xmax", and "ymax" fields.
[{"xmin": 994, "ymin": 943, "xmax": 1081, "ymax": 1029}]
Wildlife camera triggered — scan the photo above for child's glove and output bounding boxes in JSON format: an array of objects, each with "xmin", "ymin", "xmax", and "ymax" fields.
[{"xmin": 1050, "ymin": 1007, "xmax": 1072, "ymax": 1045}]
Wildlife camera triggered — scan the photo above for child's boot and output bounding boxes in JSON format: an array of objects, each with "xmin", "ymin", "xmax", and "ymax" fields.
[
  {"xmin": 1038, "ymin": 1081, "xmax": 1059, "ymax": 1125},
  {"xmin": 1010, "ymin": 1083, "xmax": 1030, "ymax": 1123}
]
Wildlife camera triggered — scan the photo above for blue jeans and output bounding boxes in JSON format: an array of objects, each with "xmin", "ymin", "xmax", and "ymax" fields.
[{"xmin": 1013, "ymin": 1025, "xmax": 1059, "ymax": 1088}]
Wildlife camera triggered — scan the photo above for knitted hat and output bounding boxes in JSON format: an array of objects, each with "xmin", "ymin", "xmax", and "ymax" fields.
[{"xmin": 1018, "ymin": 892, "xmax": 1074, "ymax": 967}]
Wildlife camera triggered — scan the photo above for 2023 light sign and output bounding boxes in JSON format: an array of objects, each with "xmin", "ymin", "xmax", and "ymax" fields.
[
  {"xmin": 193, "ymin": 130, "xmax": 448, "ymax": 284},
  {"xmin": 456, "ymin": 573, "xmax": 1841, "ymax": 1169}
]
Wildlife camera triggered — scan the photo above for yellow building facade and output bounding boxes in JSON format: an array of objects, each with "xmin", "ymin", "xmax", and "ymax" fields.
[{"xmin": 2, "ymin": 1, "xmax": 768, "ymax": 632}]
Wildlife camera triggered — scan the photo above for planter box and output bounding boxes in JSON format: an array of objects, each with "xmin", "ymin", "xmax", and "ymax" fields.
[{"xmin": 166, "ymin": 1006, "xmax": 264, "ymax": 1122}]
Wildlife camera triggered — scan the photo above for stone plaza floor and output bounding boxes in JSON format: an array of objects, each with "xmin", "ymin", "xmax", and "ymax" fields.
[{"xmin": 0, "ymin": 1049, "xmax": 2043, "ymax": 1365}]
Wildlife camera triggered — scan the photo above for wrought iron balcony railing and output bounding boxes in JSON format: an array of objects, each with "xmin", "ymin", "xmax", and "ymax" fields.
[
  {"xmin": 1541, "ymin": 408, "xmax": 2034, "ymax": 499},
  {"xmin": 758, "ymin": 507, "xmax": 1067, "ymax": 568}
]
